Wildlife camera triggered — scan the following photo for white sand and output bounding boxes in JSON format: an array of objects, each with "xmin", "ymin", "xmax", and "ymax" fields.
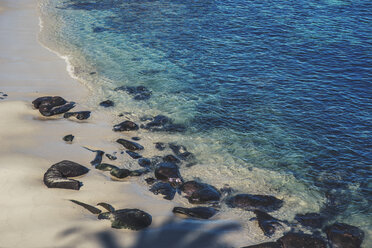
[{"xmin": 0, "ymin": 0, "xmax": 246, "ymax": 247}]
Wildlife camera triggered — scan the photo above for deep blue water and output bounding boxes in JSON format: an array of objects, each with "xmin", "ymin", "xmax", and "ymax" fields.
[{"xmin": 41, "ymin": 0, "xmax": 371, "ymax": 241}]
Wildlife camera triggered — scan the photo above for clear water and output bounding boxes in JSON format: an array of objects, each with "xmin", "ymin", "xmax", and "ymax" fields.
[{"xmin": 39, "ymin": 0, "xmax": 371, "ymax": 245}]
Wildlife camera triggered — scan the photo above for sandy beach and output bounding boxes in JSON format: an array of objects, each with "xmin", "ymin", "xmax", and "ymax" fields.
[{"xmin": 0, "ymin": 1, "xmax": 244, "ymax": 247}]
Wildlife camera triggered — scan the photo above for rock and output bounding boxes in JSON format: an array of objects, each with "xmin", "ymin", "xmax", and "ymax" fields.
[
  {"xmin": 163, "ymin": 154, "xmax": 181, "ymax": 164},
  {"xmin": 105, "ymin": 154, "xmax": 117, "ymax": 160},
  {"xmin": 43, "ymin": 160, "xmax": 89, "ymax": 190},
  {"xmin": 114, "ymin": 85, "xmax": 152, "ymax": 101},
  {"xmin": 173, "ymin": 207, "xmax": 217, "ymax": 219},
  {"xmin": 169, "ymin": 143, "xmax": 196, "ymax": 164},
  {"xmin": 226, "ymin": 194, "xmax": 283, "ymax": 212},
  {"xmin": 155, "ymin": 142, "xmax": 166, "ymax": 151},
  {"xmin": 95, "ymin": 163, "xmax": 119, "ymax": 171},
  {"xmin": 138, "ymin": 158, "xmax": 152, "ymax": 168},
  {"xmin": 142, "ymin": 115, "xmax": 186, "ymax": 132},
  {"xmin": 99, "ymin": 100, "xmax": 114, "ymax": 107},
  {"xmin": 277, "ymin": 232, "xmax": 327, "ymax": 248},
  {"xmin": 117, "ymin": 139, "xmax": 144, "ymax": 151},
  {"xmin": 181, "ymin": 181, "xmax": 221, "ymax": 204},
  {"xmin": 254, "ymin": 210, "xmax": 282, "ymax": 237},
  {"xmin": 145, "ymin": 177, "xmax": 156, "ymax": 185},
  {"xmin": 32, "ymin": 96, "xmax": 75, "ymax": 116},
  {"xmin": 132, "ymin": 137, "xmax": 141, "ymax": 141},
  {"xmin": 90, "ymin": 150, "xmax": 105, "ymax": 167},
  {"xmin": 126, "ymin": 151, "xmax": 142, "ymax": 159},
  {"xmin": 241, "ymin": 242, "xmax": 282, "ymax": 248},
  {"xmin": 150, "ymin": 182, "xmax": 176, "ymax": 200},
  {"xmin": 325, "ymin": 222, "xmax": 364, "ymax": 248},
  {"xmin": 63, "ymin": 134, "xmax": 74, "ymax": 143},
  {"xmin": 113, "ymin": 120, "xmax": 139, "ymax": 132},
  {"xmin": 63, "ymin": 111, "xmax": 91, "ymax": 120},
  {"xmin": 154, "ymin": 162, "xmax": 183, "ymax": 186},
  {"xmin": 110, "ymin": 168, "xmax": 131, "ymax": 179},
  {"xmin": 98, "ymin": 208, "xmax": 152, "ymax": 230},
  {"xmin": 295, "ymin": 213, "xmax": 325, "ymax": 229}
]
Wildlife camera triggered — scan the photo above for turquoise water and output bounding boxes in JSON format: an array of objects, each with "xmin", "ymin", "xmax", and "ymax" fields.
[{"xmin": 39, "ymin": 0, "xmax": 371, "ymax": 244}]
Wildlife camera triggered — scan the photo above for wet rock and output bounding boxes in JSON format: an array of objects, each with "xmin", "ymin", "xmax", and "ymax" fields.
[
  {"xmin": 138, "ymin": 158, "xmax": 152, "ymax": 168},
  {"xmin": 63, "ymin": 134, "xmax": 74, "ymax": 143},
  {"xmin": 117, "ymin": 139, "xmax": 144, "ymax": 151},
  {"xmin": 114, "ymin": 85, "xmax": 152, "ymax": 101},
  {"xmin": 254, "ymin": 210, "xmax": 282, "ymax": 237},
  {"xmin": 32, "ymin": 96, "xmax": 75, "ymax": 116},
  {"xmin": 155, "ymin": 142, "xmax": 166, "ymax": 151},
  {"xmin": 132, "ymin": 137, "xmax": 141, "ymax": 141},
  {"xmin": 90, "ymin": 150, "xmax": 105, "ymax": 167},
  {"xmin": 172, "ymin": 206, "xmax": 217, "ymax": 219},
  {"xmin": 277, "ymin": 232, "xmax": 327, "ymax": 248},
  {"xmin": 142, "ymin": 115, "xmax": 186, "ymax": 132},
  {"xmin": 154, "ymin": 162, "xmax": 183, "ymax": 186},
  {"xmin": 241, "ymin": 242, "xmax": 282, "ymax": 248},
  {"xmin": 110, "ymin": 168, "xmax": 131, "ymax": 179},
  {"xmin": 145, "ymin": 177, "xmax": 156, "ymax": 185},
  {"xmin": 105, "ymin": 154, "xmax": 117, "ymax": 160},
  {"xmin": 99, "ymin": 208, "xmax": 152, "ymax": 230},
  {"xmin": 43, "ymin": 160, "xmax": 89, "ymax": 190},
  {"xmin": 181, "ymin": 181, "xmax": 221, "ymax": 204},
  {"xmin": 295, "ymin": 213, "xmax": 325, "ymax": 229},
  {"xmin": 95, "ymin": 163, "xmax": 119, "ymax": 171},
  {"xmin": 150, "ymin": 182, "xmax": 176, "ymax": 200},
  {"xmin": 169, "ymin": 143, "xmax": 196, "ymax": 164},
  {"xmin": 64, "ymin": 111, "xmax": 91, "ymax": 120},
  {"xmin": 226, "ymin": 194, "xmax": 283, "ymax": 212},
  {"xmin": 163, "ymin": 154, "xmax": 181, "ymax": 164},
  {"xmin": 99, "ymin": 100, "xmax": 114, "ymax": 107},
  {"xmin": 113, "ymin": 120, "xmax": 139, "ymax": 132},
  {"xmin": 325, "ymin": 222, "xmax": 364, "ymax": 248},
  {"xmin": 126, "ymin": 151, "xmax": 142, "ymax": 159}
]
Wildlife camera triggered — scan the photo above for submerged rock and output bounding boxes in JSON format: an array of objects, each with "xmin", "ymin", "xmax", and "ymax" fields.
[
  {"xmin": 113, "ymin": 120, "xmax": 139, "ymax": 132},
  {"xmin": 43, "ymin": 160, "xmax": 89, "ymax": 190},
  {"xmin": 241, "ymin": 242, "xmax": 282, "ymax": 248},
  {"xmin": 277, "ymin": 232, "xmax": 327, "ymax": 248},
  {"xmin": 150, "ymin": 182, "xmax": 176, "ymax": 200},
  {"xmin": 114, "ymin": 85, "xmax": 152, "ymax": 100},
  {"xmin": 169, "ymin": 143, "xmax": 196, "ymax": 165},
  {"xmin": 162, "ymin": 154, "xmax": 181, "ymax": 164},
  {"xmin": 226, "ymin": 194, "xmax": 283, "ymax": 212},
  {"xmin": 295, "ymin": 213, "xmax": 325, "ymax": 229},
  {"xmin": 155, "ymin": 162, "xmax": 183, "ymax": 186},
  {"xmin": 181, "ymin": 181, "xmax": 221, "ymax": 204},
  {"xmin": 325, "ymin": 222, "xmax": 364, "ymax": 248},
  {"xmin": 253, "ymin": 210, "xmax": 282, "ymax": 237},
  {"xmin": 63, "ymin": 134, "xmax": 74, "ymax": 143},
  {"xmin": 117, "ymin": 139, "xmax": 144, "ymax": 151},
  {"xmin": 155, "ymin": 142, "xmax": 167, "ymax": 151},
  {"xmin": 63, "ymin": 111, "xmax": 91, "ymax": 120},
  {"xmin": 99, "ymin": 100, "xmax": 114, "ymax": 107},
  {"xmin": 32, "ymin": 96, "xmax": 75, "ymax": 116},
  {"xmin": 173, "ymin": 206, "xmax": 217, "ymax": 219},
  {"xmin": 142, "ymin": 115, "xmax": 186, "ymax": 132}
]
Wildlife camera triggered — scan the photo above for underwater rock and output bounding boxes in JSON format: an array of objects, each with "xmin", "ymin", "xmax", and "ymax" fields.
[
  {"xmin": 295, "ymin": 213, "xmax": 325, "ymax": 229},
  {"xmin": 149, "ymin": 182, "xmax": 176, "ymax": 200},
  {"xmin": 63, "ymin": 111, "xmax": 91, "ymax": 120},
  {"xmin": 142, "ymin": 115, "xmax": 186, "ymax": 132},
  {"xmin": 169, "ymin": 143, "xmax": 196, "ymax": 165},
  {"xmin": 172, "ymin": 206, "xmax": 217, "ymax": 219},
  {"xmin": 99, "ymin": 100, "xmax": 114, "ymax": 107},
  {"xmin": 226, "ymin": 194, "xmax": 283, "ymax": 212},
  {"xmin": 126, "ymin": 151, "xmax": 142, "ymax": 159},
  {"xmin": 43, "ymin": 160, "xmax": 89, "ymax": 190},
  {"xmin": 63, "ymin": 134, "xmax": 74, "ymax": 143},
  {"xmin": 113, "ymin": 120, "xmax": 139, "ymax": 132},
  {"xmin": 33, "ymin": 96, "xmax": 75, "ymax": 116},
  {"xmin": 155, "ymin": 142, "xmax": 167, "ymax": 151},
  {"xmin": 114, "ymin": 85, "xmax": 152, "ymax": 101},
  {"xmin": 241, "ymin": 242, "xmax": 282, "ymax": 248},
  {"xmin": 181, "ymin": 181, "xmax": 221, "ymax": 204},
  {"xmin": 162, "ymin": 154, "xmax": 181, "ymax": 164},
  {"xmin": 277, "ymin": 232, "xmax": 327, "ymax": 248},
  {"xmin": 325, "ymin": 222, "xmax": 364, "ymax": 248},
  {"xmin": 154, "ymin": 162, "xmax": 183, "ymax": 186},
  {"xmin": 253, "ymin": 210, "xmax": 282, "ymax": 237},
  {"xmin": 117, "ymin": 138, "xmax": 144, "ymax": 151}
]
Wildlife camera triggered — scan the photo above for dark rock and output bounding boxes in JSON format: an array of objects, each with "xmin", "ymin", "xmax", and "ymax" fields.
[
  {"xmin": 64, "ymin": 111, "xmax": 91, "ymax": 120},
  {"xmin": 105, "ymin": 154, "xmax": 117, "ymax": 160},
  {"xmin": 98, "ymin": 208, "xmax": 152, "ymax": 230},
  {"xmin": 110, "ymin": 168, "xmax": 131, "ymax": 179},
  {"xmin": 163, "ymin": 154, "xmax": 181, "ymax": 164},
  {"xmin": 241, "ymin": 242, "xmax": 282, "ymax": 248},
  {"xmin": 114, "ymin": 85, "xmax": 152, "ymax": 101},
  {"xmin": 295, "ymin": 213, "xmax": 326, "ymax": 229},
  {"xmin": 169, "ymin": 143, "xmax": 195, "ymax": 163},
  {"xmin": 173, "ymin": 207, "xmax": 217, "ymax": 219},
  {"xmin": 89, "ymin": 72, "xmax": 96, "ymax": 75},
  {"xmin": 33, "ymin": 96, "xmax": 75, "ymax": 116},
  {"xmin": 277, "ymin": 232, "xmax": 327, "ymax": 248},
  {"xmin": 142, "ymin": 115, "xmax": 186, "ymax": 132},
  {"xmin": 99, "ymin": 100, "xmax": 114, "ymax": 107},
  {"xmin": 93, "ymin": 26, "xmax": 107, "ymax": 33},
  {"xmin": 150, "ymin": 182, "xmax": 176, "ymax": 200},
  {"xmin": 154, "ymin": 162, "xmax": 183, "ymax": 186},
  {"xmin": 63, "ymin": 134, "xmax": 74, "ymax": 143},
  {"xmin": 132, "ymin": 137, "xmax": 141, "ymax": 141},
  {"xmin": 126, "ymin": 151, "xmax": 142, "ymax": 159},
  {"xmin": 145, "ymin": 177, "xmax": 156, "ymax": 185},
  {"xmin": 138, "ymin": 158, "xmax": 152, "ymax": 168},
  {"xmin": 95, "ymin": 163, "xmax": 119, "ymax": 171},
  {"xmin": 181, "ymin": 181, "xmax": 221, "ymax": 204},
  {"xmin": 254, "ymin": 210, "xmax": 282, "ymax": 237},
  {"xmin": 226, "ymin": 194, "xmax": 283, "ymax": 212},
  {"xmin": 43, "ymin": 160, "xmax": 89, "ymax": 190},
  {"xmin": 155, "ymin": 142, "xmax": 166, "ymax": 151},
  {"xmin": 113, "ymin": 121, "xmax": 139, "ymax": 132},
  {"xmin": 325, "ymin": 222, "xmax": 364, "ymax": 248},
  {"xmin": 129, "ymin": 168, "xmax": 149, "ymax": 176},
  {"xmin": 117, "ymin": 139, "xmax": 144, "ymax": 151},
  {"xmin": 90, "ymin": 150, "xmax": 105, "ymax": 167}
]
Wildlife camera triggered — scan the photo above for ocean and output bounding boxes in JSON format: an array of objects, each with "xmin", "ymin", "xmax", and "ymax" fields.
[{"xmin": 38, "ymin": 0, "xmax": 371, "ymax": 245}]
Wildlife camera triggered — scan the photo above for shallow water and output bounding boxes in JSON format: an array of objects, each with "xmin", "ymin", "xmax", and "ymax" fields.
[{"xmin": 39, "ymin": 0, "xmax": 371, "ymax": 245}]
